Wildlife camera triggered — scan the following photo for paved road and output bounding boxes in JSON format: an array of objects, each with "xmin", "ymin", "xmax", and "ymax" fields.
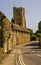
[
  {"xmin": 19, "ymin": 42, "xmax": 41, "ymax": 65},
  {"xmin": 14, "ymin": 42, "xmax": 41, "ymax": 65},
  {"xmin": 0, "ymin": 41, "xmax": 41, "ymax": 65}
]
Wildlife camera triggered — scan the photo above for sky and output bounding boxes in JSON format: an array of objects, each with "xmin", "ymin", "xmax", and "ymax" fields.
[{"xmin": 0, "ymin": 0, "xmax": 41, "ymax": 32}]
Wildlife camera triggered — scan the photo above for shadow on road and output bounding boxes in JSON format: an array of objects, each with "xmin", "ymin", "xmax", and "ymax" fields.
[
  {"xmin": 24, "ymin": 43, "xmax": 39, "ymax": 46},
  {"xmin": 24, "ymin": 42, "xmax": 41, "ymax": 49}
]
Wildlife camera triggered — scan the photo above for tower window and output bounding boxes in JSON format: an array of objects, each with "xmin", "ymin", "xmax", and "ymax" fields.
[
  {"xmin": 18, "ymin": 12, "xmax": 20, "ymax": 16},
  {"xmin": 19, "ymin": 21, "xmax": 21, "ymax": 25}
]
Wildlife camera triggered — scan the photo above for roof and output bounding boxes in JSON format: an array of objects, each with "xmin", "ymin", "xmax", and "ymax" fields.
[
  {"xmin": 0, "ymin": 11, "xmax": 31, "ymax": 33},
  {"xmin": 0, "ymin": 11, "xmax": 11, "ymax": 23},
  {"xmin": 11, "ymin": 23, "xmax": 24, "ymax": 31},
  {"xmin": 11, "ymin": 23, "xmax": 30, "ymax": 33},
  {"xmin": 21, "ymin": 26, "xmax": 30, "ymax": 33}
]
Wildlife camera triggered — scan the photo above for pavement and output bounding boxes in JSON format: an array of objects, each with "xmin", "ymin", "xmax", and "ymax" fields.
[
  {"xmin": 22, "ymin": 51, "xmax": 41, "ymax": 65},
  {"xmin": 0, "ymin": 49, "xmax": 16, "ymax": 65},
  {"xmin": 20, "ymin": 42, "xmax": 41, "ymax": 65},
  {"xmin": 0, "ymin": 41, "xmax": 41, "ymax": 65}
]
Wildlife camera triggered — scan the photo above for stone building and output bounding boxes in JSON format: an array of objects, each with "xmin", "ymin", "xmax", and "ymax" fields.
[
  {"xmin": 13, "ymin": 7, "xmax": 26, "ymax": 28},
  {"xmin": 0, "ymin": 7, "xmax": 31, "ymax": 53},
  {"xmin": 11, "ymin": 7, "xmax": 30, "ymax": 46},
  {"xmin": 0, "ymin": 12, "xmax": 13, "ymax": 53}
]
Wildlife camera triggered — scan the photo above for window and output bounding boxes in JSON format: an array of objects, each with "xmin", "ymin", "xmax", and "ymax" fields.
[
  {"xmin": 18, "ymin": 11, "xmax": 20, "ymax": 16},
  {"xmin": 19, "ymin": 21, "xmax": 21, "ymax": 25}
]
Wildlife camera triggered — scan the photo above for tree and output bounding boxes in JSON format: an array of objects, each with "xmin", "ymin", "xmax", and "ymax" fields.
[
  {"xmin": 11, "ymin": 18, "xmax": 15, "ymax": 24},
  {"xmin": 27, "ymin": 28, "xmax": 33, "ymax": 33},
  {"xmin": 36, "ymin": 21, "xmax": 41, "ymax": 46},
  {"xmin": 38, "ymin": 21, "xmax": 41, "ymax": 30}
]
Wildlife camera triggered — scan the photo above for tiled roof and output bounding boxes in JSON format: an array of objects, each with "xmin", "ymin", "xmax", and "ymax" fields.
[
  {"xmin": 11, "ymin": 23, "xmax": 24, "ymax": 31},
  {"xmin": 21, "ymin": 26, "xmax": 30, "ymax": 33},
  {"xmin": 0, "ymin": 11, "xmax": 5, "ymax": 18},
  {"xmin": 0, "ymin": 11, "xmax": 11, "ymax": 23},
  {"xmin": 11, "ymin": 23, "xmax": 30, "ymax": 33}
]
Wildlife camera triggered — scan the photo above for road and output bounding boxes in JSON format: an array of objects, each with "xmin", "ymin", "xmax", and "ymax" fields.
[
  {"xmin": 21, "ymin": 47, "xmax": 41, "ymax": 65},
  {"xmin": 0, "ymin": 41, "xmax": 41, "ymax": 65},
  {"xmin": 15, "ymin": 42, "xmax": 41, "ymax": 65}
]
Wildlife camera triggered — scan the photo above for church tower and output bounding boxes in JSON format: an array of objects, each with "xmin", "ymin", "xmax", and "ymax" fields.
[{"xmin": 13, "ymin": 7, "xmax": 26, "ymax": 28}]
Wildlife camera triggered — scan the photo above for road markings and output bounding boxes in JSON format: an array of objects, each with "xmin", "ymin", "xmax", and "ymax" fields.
[
  {"xmin": 16, "ymin": 49, "xmax": 22, "ymax": 65},
  {"xmin": 37, "ymin": 54, "xmax": 41, "ymax": 58},
  {"xmin": 16, "ymin": 54, "xmax": 18, "ymax": 65},
  {"xmin": 18, "ymin": 50, "xmax": 26, "ymax": 65}
]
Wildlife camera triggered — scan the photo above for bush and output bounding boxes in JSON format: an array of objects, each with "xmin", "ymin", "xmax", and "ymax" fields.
[{"xmin": 30, "ymin": 36, "xmax": 36, "ymax": 41}]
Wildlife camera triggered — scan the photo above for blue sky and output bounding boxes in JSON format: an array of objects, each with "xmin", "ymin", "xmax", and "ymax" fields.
[{"xmin": 0, "ymin": 0, "xmax": 41, "ymax": 32}]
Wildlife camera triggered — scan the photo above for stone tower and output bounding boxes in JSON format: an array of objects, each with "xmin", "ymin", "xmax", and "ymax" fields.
[{"xmin": 13, "ymin": 7, "xmax": 26, "ymax": 28}]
